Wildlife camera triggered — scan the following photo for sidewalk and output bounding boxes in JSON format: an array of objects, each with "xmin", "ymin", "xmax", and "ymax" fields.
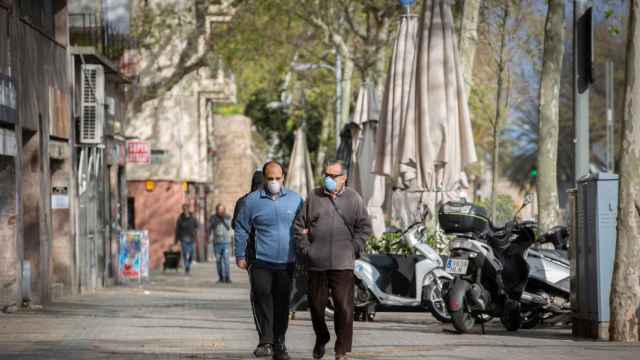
[{"xmin": 1, "ymin": 261, "xmax": 639, "ymax": 359}]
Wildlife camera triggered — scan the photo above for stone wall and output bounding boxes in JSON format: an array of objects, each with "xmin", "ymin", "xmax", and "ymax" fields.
[
  {"xmin": 0, "ymin": 155, "xmax": 17, "ymax": 307},
  {"xmin": 210, "ymin": 115, "xmax": 262, "ymax": 216}
]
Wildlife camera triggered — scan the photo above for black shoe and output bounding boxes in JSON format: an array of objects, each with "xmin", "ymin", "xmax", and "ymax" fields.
[
  {"xmin": 273, "ymin": 344, "xmax": 290, "ymax": 360},
  {"xmin": 253, "ymin": 344, "xmax": 273, "ymax": 358},
  {"xmin": 225, "ymin": 278, "xmax": 232, "ymax": 284},
  {"xmin": 313, "ymin": 338, "xmax": 329, "ymax": 359}
]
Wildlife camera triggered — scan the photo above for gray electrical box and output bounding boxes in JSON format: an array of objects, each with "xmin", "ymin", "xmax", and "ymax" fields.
[{"xmin": 573, "ymin": 172, "xmax": 618, "ymax": 340}]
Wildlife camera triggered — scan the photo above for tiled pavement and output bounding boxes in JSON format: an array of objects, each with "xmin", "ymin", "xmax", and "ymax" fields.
[{"xmin": 1, "ymin": 261, "xmax": 639, "ymax": 360}]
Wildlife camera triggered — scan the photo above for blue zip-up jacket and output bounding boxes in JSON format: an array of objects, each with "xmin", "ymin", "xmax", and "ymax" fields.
[{"xmin": 234, "ymin": 187, "xmax": 303, "ymax": 267}]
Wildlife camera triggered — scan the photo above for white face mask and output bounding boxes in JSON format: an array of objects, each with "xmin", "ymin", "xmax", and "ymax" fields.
[{"xmin": 267, "ymin": 180, "xmax": 282, "ymax": 195}]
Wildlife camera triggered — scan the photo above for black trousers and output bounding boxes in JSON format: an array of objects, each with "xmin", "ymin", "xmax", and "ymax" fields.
[
  {"xmin": 249, "ymin": 265, "xmax": 293, "ymax": 345},
  {"xmin": 307, "ymin": 270, "xmax": 354, "ymax": 356}
]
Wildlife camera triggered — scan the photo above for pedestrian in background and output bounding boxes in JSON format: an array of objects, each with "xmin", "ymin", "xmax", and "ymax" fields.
[
  {"xmin": 232, "ymin": 170, "xmax": 264, "ymax": 262},
  {"xmin": 234, "ymin": 161, "xmax": 303, "ymax": 360},
  {"xmin": 209, "ymin": 203, "xmax": 232, "ymax": 283},
  {"xmin": 295, "ymin": 160, "xmax": 372, "ymax": 360},
  {"xmin": 175, "ymin": 203, "xmax": 199, "ymax": 275}
]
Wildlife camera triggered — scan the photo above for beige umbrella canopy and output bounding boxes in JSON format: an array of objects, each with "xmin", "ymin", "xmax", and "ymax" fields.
[
  {"xmin": 351, "ymin": 85, "xmax": 385, "ymax": 237},
  {"xmin": 373, "ymin": 0, "xmax": 476, "ymax": 226},
  {"xmin": 410, "ymin": 0, "xmax": 477, "ymax": 193},
  {"xmin": 286, "ymin": 128, "xmax": 315, "ymax": 199},
  {"xmin": 373, "ymin": 13, "xmax": 419, "ymax": 180}
]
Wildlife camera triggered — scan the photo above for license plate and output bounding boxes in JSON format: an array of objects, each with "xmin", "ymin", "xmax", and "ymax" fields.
[{"xmin": 446, "ymin": 259, "xmax": 469, "ymax": 274}]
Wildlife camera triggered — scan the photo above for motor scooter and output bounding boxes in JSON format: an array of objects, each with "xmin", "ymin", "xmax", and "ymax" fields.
[
  {"xmin": 442, "ymin": 194, "xmax": 538, "ymax": 333},
  {"xmin": 521, "ymin": 225, "xmax": 571, "ymax": 328},
  {"xmin": 353, "ymin": 213, "xmax": 453, "ymax": 323}
]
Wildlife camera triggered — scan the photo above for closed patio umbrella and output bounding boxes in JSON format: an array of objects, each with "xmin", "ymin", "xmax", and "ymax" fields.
[
  {"xmin": 286, "ymin": 128, "xmax": 315, "ymax": 199},
  {"xmin": 351, "ymin": 85, "xmax": 385, "ymax": 237},
  {"xmin": 403, "ymin": 0, "xmax": 476, "ymax": 210},
  {"xmin": 373, "ymin": 12, "xmax": 419, "ymax": 180}
]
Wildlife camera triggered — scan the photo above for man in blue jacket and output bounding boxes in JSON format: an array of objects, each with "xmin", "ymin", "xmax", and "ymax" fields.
[{"xmin": 234, "ymin": 160, "xmax": 303, "ymax": 360}]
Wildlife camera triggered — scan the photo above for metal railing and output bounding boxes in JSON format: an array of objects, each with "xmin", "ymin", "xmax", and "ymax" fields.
[{"xmin": 69, "ymin": 13, "xmax": 136, "ymax": 62}]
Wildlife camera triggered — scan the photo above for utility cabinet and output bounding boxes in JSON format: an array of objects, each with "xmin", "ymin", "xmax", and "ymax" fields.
[{"xmin": 573, "ymin": 172, "xmax": 618, "ymax": 339}]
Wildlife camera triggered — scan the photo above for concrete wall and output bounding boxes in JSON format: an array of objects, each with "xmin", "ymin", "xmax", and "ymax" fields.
[
  {"xmin": 0, "ymin": 155, "xmax": 17, "ymax": 307},
  {"xmin": 50, "ymin": 158, "xmax": 73, "ymax": 298},
  {"xmin": 21, "ymin": 130, "xmax": 48, "ymax": 304}
]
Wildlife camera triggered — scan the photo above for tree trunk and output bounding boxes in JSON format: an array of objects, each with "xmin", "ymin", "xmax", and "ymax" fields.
[
  {"xmin": 340, "ymin": 56, "xmax": 354, "ymax": 131},
  {"xmin": 489, "ymin": 1, "xmax": 510, "ymax": 223},
  {"xmin": 490, "ymin": 125, "xmax": 500, "ymax": 223},
  {"xmin": 315, "ymin": 106, "xmax": 334, "ymax": 178},
  {"xmin": 536, "ymin": 0, "xmax": 565, "ymax": 232},
  {"xmin": 609, "ymin": 0, "xmax": 640, "ymax": 342},
  {"xmin": 458, "ymin": 0, "xmax": 482, "ymax": 98}
]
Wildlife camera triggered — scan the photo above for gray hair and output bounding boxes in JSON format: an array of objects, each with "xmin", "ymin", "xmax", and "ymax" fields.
[{"xmin": 324, "ymin": 159, "xmax": 348, "ymax": 175}]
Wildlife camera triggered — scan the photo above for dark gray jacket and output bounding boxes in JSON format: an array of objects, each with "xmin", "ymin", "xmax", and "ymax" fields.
[
  {"xmin": 295, "ymin": 187, "xmax": 372, "ymax": 271},
  {"xmin": 175, "ymin": 214, "xmax": 198, "ymax": 244}
]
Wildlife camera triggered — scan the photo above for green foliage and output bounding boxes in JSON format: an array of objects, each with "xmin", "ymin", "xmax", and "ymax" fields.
[
  {"xmin": 477, "ymin": 194, "xmax": 515, "ymax": 227},
  {"xmin": 365, "ymin": 232, "xmax": 413, "ymax": 256},
  {"xmin": 213, "ymin": 104, "xmax": 245, "ymax": 116},
  {"xmin": 243, "ymin": 87, "xmax": 326, "ymax": 167}
]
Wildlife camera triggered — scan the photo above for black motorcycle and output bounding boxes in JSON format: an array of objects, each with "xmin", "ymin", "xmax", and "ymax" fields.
[{"xmin": 440, "ymin": 195, "xmax": 538, "ymax": 333}]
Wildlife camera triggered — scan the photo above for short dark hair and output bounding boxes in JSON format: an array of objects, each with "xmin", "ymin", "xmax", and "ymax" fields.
[
  {"xmin": 324, "ymin": 159, "xmax": 347, "ymax": 175},
  {"xmin": 215, "ymin": 203, "xmax": 225, "ymax": 211},
  {"xmin": 262, "ymin": 160, "xmax": 285, "ymax": 176}
]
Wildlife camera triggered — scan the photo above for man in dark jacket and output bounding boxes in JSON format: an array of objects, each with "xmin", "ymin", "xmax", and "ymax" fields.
[
  {"xmin": 175, "ymin": 204, "xmax": 199, "ymax": 275},
  {"xmin": 295, "ymin": 160, "xmax": 372, "ymax": 360}
]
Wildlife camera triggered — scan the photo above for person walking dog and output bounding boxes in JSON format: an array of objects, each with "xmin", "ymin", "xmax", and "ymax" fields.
[
  {"xmin": 234, "ymin": 161, "xmax": 303, "ymax": 360},
  {"xmin": 295, "ymin": 160, "xmax": 372, "ymax": 360}
]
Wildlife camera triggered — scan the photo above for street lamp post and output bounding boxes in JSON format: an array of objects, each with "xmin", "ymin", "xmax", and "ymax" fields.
[{"xmin": 574, "ymin": 0, "xmax": 593, "ymax": 183}]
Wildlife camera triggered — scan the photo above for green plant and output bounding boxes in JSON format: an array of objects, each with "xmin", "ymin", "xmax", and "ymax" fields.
[{"xmin": 365, "ymin": 232, "xmax": 412, "ymax": 256}]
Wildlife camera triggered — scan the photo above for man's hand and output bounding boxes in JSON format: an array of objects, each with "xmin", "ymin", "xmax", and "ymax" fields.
[{"xmin": 236, "ymin": 259, "xmax": 248, "ymax": 270}]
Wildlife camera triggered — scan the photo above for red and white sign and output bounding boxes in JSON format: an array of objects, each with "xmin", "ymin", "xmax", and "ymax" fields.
[{"xmin": 127, "ymin": 141, "xmax": 151, "ymax": 164}]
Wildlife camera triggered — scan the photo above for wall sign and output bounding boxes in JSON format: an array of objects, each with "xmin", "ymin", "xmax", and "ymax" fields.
[
  {"xmin": 127, "ymin": 140, "xmax": 150, "ymax": 164},
  {"xmin": 0, "ymin": 73, "xmax": 17, "ymax": 124},
  {"xmin": 51, "ymin": 186, "xmax": 69, "ymax": 209}
]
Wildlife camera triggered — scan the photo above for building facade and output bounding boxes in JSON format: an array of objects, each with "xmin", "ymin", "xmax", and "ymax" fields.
[
  {"xmin": 1, "ymin": 0, "xmax": 74, "ymax": 307},
  {"xmin": 126, "ymin": 1, "xmax": 241, "ymax": 268}
]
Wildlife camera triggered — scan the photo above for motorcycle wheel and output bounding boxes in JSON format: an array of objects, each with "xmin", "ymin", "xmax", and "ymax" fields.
[
  {"xmin": 423, "ymin": 283, "xmax": 452, "ymax": 323},
  {"xmin": 520, "ymin": 311, "xmax": 540, "ymax": 329},
  {"xmin": 500, "ymin": 301, "xmax": 522, "ymax": 331},
  {"xmin": 450, "ymin": 299, "xmax": 476, "ymax": 333}
]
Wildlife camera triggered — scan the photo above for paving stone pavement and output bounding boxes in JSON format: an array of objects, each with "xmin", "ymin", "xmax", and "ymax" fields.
[{"xmin": 1, "ymin": 261, "xmax": 639, "ymax": 360}]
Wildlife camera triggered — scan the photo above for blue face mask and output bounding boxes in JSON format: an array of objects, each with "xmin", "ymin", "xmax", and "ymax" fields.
[{"xmin": 324, "ymin": 176, "xmax": 338, "ymax": 193}]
